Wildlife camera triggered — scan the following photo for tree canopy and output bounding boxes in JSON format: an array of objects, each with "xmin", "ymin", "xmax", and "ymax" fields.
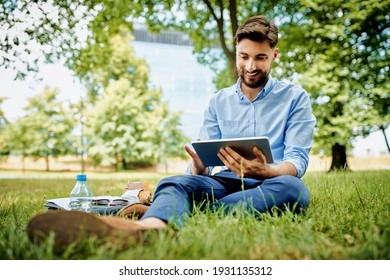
[
  {"xmin": 281, "ymin": 0, "xmax": 390, "ymax": 168},
  {"xmin": 1, "ymin": 0, "xmax": 388, "ymax": 171},
  {"xmin": 83, "ymin": 28, "xmax": 189, "ymax": 170},
  {"xmin": 2, "ymin": 87, "xmax": 76, "ymax": 171}
]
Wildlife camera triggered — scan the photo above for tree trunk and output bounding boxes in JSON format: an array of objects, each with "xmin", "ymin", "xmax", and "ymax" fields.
[
  {"xmin": 204, "ymin": 0, "xmax": 236, "ymax": 80},
  {"xmin": 380, "ymin": 125, "xmax": 390, "ymax": 153},
  {"xmin": 22, "ymin": 156, "xmax": 25, "ymax": 173},
  {"xmin": 329, "ymin": 143, "xmax": 350, "ymax": 171},
  {"xmin": 114, "ymin": 154, "xmax": 120, "ymax": 172},
  {"xmin": 45, "ymin": 155, "xmax": 50, "ymax": 171},
  {"xmin": 122, "ymin": 158, "xmax": 128, "ymax": 170}
]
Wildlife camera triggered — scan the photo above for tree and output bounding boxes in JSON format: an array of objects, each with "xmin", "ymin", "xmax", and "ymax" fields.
[
  {"xmin": 0, "ymin": 0, "xmax": 296, "ymax": 85},
  {"xmin": 2, "ymin": 116, "xmax": 37, "ymax": 172},
  {"xmin": 0, "ymin": 0, "xmax": 138, "ymax": 80},
  {"xmin": 84, "ymin": 28, "xmax": 189, "ymax": 171},
  {"xmin": 6, "ymin": 87, "xmax": 76, "ymax": 171},
  {"xmin": 152, "ymin": 102, "xmax": 189, "ymax": 172},
  {"xmin": 1, "ymin": 1, "xmax": 189, "ymax": 170},
  {"xmin": 281, "ymin": 0, "xmax": 390, "ymax": 169},
  {"xmin": 138, "ymin": 0, "xmax": 300, "ymax": 88},
  {"xmin": 2, "ymin": 0, "xmax": 388, "ymax": 171}
]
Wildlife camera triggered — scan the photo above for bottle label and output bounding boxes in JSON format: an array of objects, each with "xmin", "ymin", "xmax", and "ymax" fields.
[{"xmin": 69, "ymin": 197, "xmax": 92, "ymax": 212}]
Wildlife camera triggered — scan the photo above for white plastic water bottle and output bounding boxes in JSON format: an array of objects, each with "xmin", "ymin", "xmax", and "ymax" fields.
[{"xmin": 69, "ymin": 174, "xmax": 93, "ymax": 212}]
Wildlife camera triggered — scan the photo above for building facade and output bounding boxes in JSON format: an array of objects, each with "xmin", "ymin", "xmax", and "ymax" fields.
[{"xmin": 131, "ymin": 26, "xmax": 217, "ymax": 140}]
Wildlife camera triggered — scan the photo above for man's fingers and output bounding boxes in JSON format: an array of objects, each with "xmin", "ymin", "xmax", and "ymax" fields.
[
  {"xmin": 219, "ymin": 147, "xmax": 245, "ymax": 170},
  {"xmin": 253, "ymin": 146, "xmax": 267, "ymax": 162},
  {"xmin": 184, "ymin": 145, "xmax": 195, "ymax": 158},
  {"xmin": 185, "ymin": 145, "xmax": 206, "ymax": 172},
  {"xmin": 223, "ymin": 147, "xmax": 243, "ymax": 163}
]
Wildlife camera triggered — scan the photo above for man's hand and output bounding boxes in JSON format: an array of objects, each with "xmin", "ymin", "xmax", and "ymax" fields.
[
  {"xmin": 184, "ymin": 145, "xmax": 209, "ymax": 175},
  {"xmin": 218, "ymin": 145, "xmax": 269, "ymax": 178},
  {"xmin": 218, "ymin": 145, "xmax": 297, "ymax": 178}
]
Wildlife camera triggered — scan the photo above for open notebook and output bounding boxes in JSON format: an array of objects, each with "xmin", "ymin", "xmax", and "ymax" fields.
[{"xmin": 44, "ymin": 189, "xmax": 144, "ymax": 215}]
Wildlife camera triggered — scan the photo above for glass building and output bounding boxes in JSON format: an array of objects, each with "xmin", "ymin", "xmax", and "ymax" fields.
[{"xmin": 131, "ymin": 26, "xmax": 217, "ymax": 140}]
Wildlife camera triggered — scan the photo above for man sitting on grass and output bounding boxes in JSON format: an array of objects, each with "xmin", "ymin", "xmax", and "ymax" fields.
[{"xmin": 27, "ymin": 14, "xmax": 316, "ymax": 248}]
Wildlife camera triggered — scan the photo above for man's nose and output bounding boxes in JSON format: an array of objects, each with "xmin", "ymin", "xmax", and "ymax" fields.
[{"xmin": 246, "ymin": 59, "xmax": 256, "ymax": 72}]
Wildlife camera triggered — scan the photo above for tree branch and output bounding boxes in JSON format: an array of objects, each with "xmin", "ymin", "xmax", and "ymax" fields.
[
  {"xmin": 202, "ymin": 0, "xmax": 235, "ymax": 70},
  {"xmin": 229, "ymin": 0, "xmax": 238, "ymax": 38}
]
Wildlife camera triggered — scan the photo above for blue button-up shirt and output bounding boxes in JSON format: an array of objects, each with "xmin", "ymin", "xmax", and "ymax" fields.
[{"xmin": 197, "ymin": 76, "xmax": 316, "ymax": 178}]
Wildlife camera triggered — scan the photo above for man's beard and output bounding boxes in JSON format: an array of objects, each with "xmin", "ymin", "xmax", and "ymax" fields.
[{"xmin": 239, "ymin": 68, "xmax": 270, "ymax": 89}]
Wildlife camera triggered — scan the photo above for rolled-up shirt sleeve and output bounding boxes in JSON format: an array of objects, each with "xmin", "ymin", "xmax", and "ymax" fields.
[{"xmin": 283, "ymin": 90, "xmax": 316, "ymax": 178}]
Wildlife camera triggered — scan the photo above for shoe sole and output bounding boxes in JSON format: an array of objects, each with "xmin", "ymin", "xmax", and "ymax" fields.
[{"xmin": 26, "ymin": 211, "xmax": 140, "ymax": 249}]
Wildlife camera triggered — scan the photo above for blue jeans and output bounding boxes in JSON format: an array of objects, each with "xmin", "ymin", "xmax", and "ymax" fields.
[{"xmin": 141, "ymin": 170, "xmax": 310, "ymax": 227}]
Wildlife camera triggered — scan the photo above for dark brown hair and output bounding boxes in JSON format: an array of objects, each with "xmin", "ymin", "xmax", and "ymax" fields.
[{"xmin": 234, "ymin": 15, "xmax": 278, "ymax": 48}]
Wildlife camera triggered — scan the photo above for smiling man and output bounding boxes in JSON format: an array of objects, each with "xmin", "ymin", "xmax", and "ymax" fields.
[
  {"xmin": 27, "ymin": 15, "xmax": 316, "ymax": 247},
  {"xmin": 236, "ymin": 36, "xmax": 278, "ymax": 98}
]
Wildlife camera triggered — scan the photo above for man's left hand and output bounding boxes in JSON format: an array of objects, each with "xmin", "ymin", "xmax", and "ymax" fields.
[{"xmin": 218, "ymin": 145, "xmax": 269, "ymax": 178}]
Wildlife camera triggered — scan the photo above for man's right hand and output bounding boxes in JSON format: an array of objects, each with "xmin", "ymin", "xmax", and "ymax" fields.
[{"xmin": 184, "ymin": 145, "xmax": 209, "ymax": 175}]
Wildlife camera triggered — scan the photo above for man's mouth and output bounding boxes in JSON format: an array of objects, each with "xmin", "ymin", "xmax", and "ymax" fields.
[{"xmin": 246, "ymin": 71, "xmax": 259, "ymax": 78}]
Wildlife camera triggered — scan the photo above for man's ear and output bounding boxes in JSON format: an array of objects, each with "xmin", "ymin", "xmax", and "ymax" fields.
[{"xmin": 273, "ymin": 48, "xmax": 279, "ymax": 61}]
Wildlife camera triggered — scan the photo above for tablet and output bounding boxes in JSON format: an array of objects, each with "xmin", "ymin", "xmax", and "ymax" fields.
[{"xmin": 191, "ymin": 136, "xmax": 274, "ymax": 166}]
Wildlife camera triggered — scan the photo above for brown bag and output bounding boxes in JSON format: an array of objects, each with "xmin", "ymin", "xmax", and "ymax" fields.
[{"xmin": 125, "ymin": 180, "xmax": 152, "ymax": 204}]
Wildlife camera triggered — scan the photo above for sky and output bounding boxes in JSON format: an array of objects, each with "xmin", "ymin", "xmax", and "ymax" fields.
[
  {"xmin": 1, "ymin": 64, "xmax": 84, "ymax": 121},
  {"xmin": 1, "ymin": 62, "xmax": 389, "ymax": 158}
]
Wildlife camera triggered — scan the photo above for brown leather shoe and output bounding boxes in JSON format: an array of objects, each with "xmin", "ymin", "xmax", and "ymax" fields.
[
  {"xmin": 26, "ymin": 211, "xmax": 144, "ymax": 249},
  {"xmin": 116, "ymin": 203, "xmax": 150, "ymax": 219}
]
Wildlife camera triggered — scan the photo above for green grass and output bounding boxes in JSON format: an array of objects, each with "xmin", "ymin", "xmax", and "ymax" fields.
[{"xmin": 0, "ymin": 170, "xmax": 389, "ymax": 260}]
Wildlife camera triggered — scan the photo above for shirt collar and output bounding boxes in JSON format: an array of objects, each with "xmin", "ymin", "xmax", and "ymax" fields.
[{"xmin": 235, "ymin": 75, "xmax": 276, "ymax": 102}]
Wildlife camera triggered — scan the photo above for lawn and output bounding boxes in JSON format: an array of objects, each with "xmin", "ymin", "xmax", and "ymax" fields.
[{"xmin": 0, "ymin": 170, "xmax": 389, "ymax": 260}]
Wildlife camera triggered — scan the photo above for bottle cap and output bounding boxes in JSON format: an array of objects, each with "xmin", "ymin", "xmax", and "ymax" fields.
[{"xmin": 76, "ymin": 174, "xmax": 87, "ymax": 181}]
